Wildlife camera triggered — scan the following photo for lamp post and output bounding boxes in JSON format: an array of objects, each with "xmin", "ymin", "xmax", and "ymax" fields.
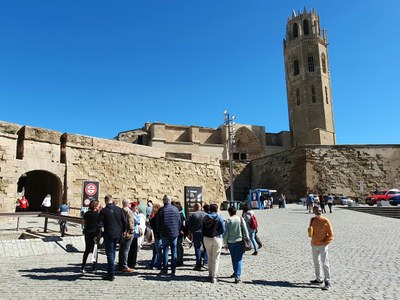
[{"xmin": 224, "ymin": 110, "xmax": 236, "ymax": 207}]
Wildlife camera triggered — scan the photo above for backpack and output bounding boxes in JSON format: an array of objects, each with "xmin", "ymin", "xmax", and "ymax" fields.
[
  {"xmin": 248, "ymin": 213, "xmax": 258, "ymax": 230},
  {"xmin": 202, "ymin": 215, "xmax": 219, "ymax": 237}
]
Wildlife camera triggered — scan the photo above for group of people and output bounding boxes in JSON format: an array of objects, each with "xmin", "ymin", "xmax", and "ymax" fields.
[
  {"xmin": 80, "ymin": 194, "xmax": 262, "ymax": 284},
  {"xmin": 306, "ymin": 193, "xmax": 334, "ymax": 214}
]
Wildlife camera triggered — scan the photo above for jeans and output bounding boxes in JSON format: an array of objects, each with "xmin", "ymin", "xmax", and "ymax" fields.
[
  {"xmin": 312, "ymin": 245, "xmax": 331, "ymax": 282},
  {"xmin": 151, "ymin": 238, "xmax": 162, "ymax": 269},
  {"xmin": 162, "ymin": 237, "xmax": 178, "ymax": 272},
  {"xmin": 203, "ymin": 236, "xmax": 222, "ymax": 279},
  {"xmin": 228, "ymin": 241, "xmax": 243, "ymax": 279},
  {"xmin": 249, "ymin": 230, "xmax": 258, "ymax": 252},
  {"xmin": 193, "ymin": 233, "xmax": 208, "ymax": 267},
  {"xmin": 118, "ymin": 236, "xmax": 133, "ymax": 269},
  {"xmin": 104, "ymin": 236, "xmax": 119, "ymax": 277}
]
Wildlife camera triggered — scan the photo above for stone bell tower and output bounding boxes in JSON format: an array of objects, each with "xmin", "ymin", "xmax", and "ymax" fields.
[{"xmin": 283, "ymin": 8, "xmax": 336, "ymax": 147}]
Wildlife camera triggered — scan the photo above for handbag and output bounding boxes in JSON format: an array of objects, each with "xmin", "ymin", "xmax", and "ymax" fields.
[{"xmin": 240, "ymin": 217, "xmax": 252, "ymax": 252}]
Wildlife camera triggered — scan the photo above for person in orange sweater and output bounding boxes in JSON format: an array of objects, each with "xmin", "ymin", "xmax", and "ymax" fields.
[{"xmin": 308, "ymin": 205, "xmax": 334, "ymax": 290}]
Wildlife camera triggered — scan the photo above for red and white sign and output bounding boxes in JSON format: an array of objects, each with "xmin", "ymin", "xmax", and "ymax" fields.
[{"xmin": 85, "ymin": 183, "xmax": 97, "ymax": 196}]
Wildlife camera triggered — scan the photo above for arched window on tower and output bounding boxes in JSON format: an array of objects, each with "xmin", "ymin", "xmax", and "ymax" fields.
[
  {"xmin": 325, "ymin": 86, "xmax": 329, "ymax": 104},
  {"xmin": 296, "ymin": 88, "xmax": 300, "ymax": 106},
  {"xmin": 321, "ymin": 53, "xmax": 327, "ymax": 73},
  {"xmin": 303, "ymin": 19, "xmax": 310, "ymax": 35},
  {"xmin": 293, "ymin": 59, "xmax": 300, "ymax": 75},
  {"xmin": 308, "ymin": 54, "xmax": 315, "ymax": 72},
  {"xmin": 293, "ymin": 22, "xmax": 298, "ymax": 38},
  {"xmin": 311, "ymin": 85, "xmax": 316, "ymax": 103}
]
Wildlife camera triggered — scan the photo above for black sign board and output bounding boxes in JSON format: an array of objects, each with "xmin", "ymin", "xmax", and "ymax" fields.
[
  {"xmin": 82, "ymin": 181, "xmax": 100, "ymax": 207},
  {"xmin": 184, "ymin": 186, "xmax": 203, "ymax": 217}
]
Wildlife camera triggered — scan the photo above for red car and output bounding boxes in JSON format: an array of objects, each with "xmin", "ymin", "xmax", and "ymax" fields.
[{"xmin": 366, "ymin": 189, "xmax": 400, "ymax": 206}]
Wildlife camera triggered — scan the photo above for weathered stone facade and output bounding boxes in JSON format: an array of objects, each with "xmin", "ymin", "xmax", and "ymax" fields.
[
  {"xmin": 0, "ymin": 121, "xmax": 226, "ymax": 215},
  {"xmin": 251, "ymin": 145, "xmax": 400, "ymax": 201}
]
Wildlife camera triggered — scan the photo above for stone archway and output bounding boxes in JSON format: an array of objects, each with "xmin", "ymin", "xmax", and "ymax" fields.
[
  {"xmin": 17, "ymin": 170, "xmax": 62, "ymax": 212},
  {"xmin": 235, "ymin": 127, "xmax": 263, "ymax": 160}
]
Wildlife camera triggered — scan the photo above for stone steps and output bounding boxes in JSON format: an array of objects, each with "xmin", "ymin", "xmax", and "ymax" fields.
[{"xmin": 340, "ymin": 206, "xmax": 400, "ymax": 219}]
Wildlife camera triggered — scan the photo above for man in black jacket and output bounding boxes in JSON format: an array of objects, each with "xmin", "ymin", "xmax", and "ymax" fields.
[{"xmin": 98, "ymin": 195, "xmax": 126, "ymax": 281}]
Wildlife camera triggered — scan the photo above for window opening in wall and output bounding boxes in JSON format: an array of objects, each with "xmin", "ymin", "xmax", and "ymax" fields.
[
  {"xmin": 311, "ymin": 85, "xmax": 316, "ymax": 103},
  {"xmin": 303, "ymin": 19, "xmax": 310, "ymax": 35},
  {"xmin": 325, "ymin": 86, "xmax": 329, "ymax": 104},
  {"xmin": 308, "ymin": 54, "xmax": 315, "ymax": 72},
  {"xmin": 296, "ymin": 88, "xmax": 300, "ymax": 106},
  {"xmin": 16, "ymin": 127, "xmax": 25, "ymax": 160},
  {"xmin": 293, "ymin": 22, "xmax": 298, "ymax": 38},
  {"xmin": 321, "ymin": 54, "xmax": 327, "ymax": 73},
  {"xmin": 137, "ymin": 135, "xmax": 144, "ymax": 145},
  {"xmin": 293, "ymin": 60, "xmax": 299, "ymax": 75},
  {"xmin": 233, "ymin": 153, "xmax": 240, "ymax": 160}
]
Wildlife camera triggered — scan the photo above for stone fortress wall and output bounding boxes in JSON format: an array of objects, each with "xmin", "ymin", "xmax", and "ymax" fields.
[
  {"xmin": 0, "ymin": 121, "xmax": 226, "ymax": 215},
  {"xmin": 251, "ymin": 145, "xmax": 400, "ymax": 201}
]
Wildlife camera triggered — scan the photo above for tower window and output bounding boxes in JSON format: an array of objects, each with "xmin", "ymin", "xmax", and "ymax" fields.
[
  {"xmin": 308, "ymin": 54, "xmax": 315, "ymax": 72},
  {"xmin": 325, "ymin": 86, "xmax": 329, "ymax": 104},
  {"xmin": 296, "ymin": 88, "xmax": 300, "ymax": 106},
  {"xmin": 293, "ymin": 22, "xmax": 298, "ymax": 38},
  {"xmin": 293, "ymin": 60, "xmax": 300, "ymax": 75},
  {"xmin": 321, "ymin": 53, "xmax": 327, "ymax": 73},
  {"xmin": 311, "ymin": 85, "xmax": 316, "ymax": 103},
  {"xmin": 303, "ymin": 19, "xmax": 310, "ymax": 35}
]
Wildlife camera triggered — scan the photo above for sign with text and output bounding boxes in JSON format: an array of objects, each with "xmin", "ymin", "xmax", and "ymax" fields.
[
  {"xmin": 82, "ymin": 181, "xmax": 100, "ymax": 207},
  {"xmin": 184, "ymin": 186, "xmax": 203, "ymax": 216}
]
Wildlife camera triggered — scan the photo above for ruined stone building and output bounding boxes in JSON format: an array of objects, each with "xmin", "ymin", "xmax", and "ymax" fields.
[{"xmin": 0, "ymin": 8, "xmax": 399, "ymax": 214}]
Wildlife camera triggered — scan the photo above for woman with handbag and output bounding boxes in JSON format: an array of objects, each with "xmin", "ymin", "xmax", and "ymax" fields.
[{"xmin": 223, "ymin": 206, "xmax": 250, "ymax": 283}]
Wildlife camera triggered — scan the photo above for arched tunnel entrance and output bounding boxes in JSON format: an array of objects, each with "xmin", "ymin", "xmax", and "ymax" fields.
[{"xmin": 17, "ymin": 170, "xmax": 62, "ymax": 213}]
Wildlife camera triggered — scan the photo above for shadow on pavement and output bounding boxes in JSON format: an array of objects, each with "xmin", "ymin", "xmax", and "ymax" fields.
[{"xmin": 249, "ymin": 279, "xmax": 322, "ymax": 289}]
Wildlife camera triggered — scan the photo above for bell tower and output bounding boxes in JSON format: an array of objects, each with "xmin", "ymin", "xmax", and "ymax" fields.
[{"xmin": 283, "ymin": 8, "xmax": 336, "ymax": 147}]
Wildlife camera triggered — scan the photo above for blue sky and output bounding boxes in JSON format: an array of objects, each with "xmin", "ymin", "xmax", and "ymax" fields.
[{"xmin": 0, "ymin": 1, "xmax": 398, "ymax": 144}]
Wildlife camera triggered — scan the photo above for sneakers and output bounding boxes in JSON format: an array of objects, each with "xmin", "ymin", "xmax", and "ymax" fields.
[
  {"xmin": 234, "ymin": 277, "xmax": 241, "ymax": 284},
  {"xmin": 79, "ymin": 269, "xmax": 86, "ymax": 274},
  {"xmin": 310, "ymin": 279, "xmax": 323, "ymax": 284},
  {"xmin": 252, "ymin": 251, "xmax": 258, "ymax": 256},
  {"xmin": 322, "ymin": 281, "xmax": 331, "ymax": 290},
  {"xmin": 193, "ymin": 266, "xmax": 202, "ymax": 271},
  {"xmin": 211, "ymin": 277, "xmax": 217, "ymax": 283},
  {"xmin": 258, "ymin": 243, "xmax": 263, "ymax": 249},
  {"xmin": 230, "ymin": 273, "xmax": 236, "ymax": 278}
]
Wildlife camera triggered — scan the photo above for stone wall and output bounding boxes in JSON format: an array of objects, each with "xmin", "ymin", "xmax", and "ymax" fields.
[{"xmin": 250, "ymin": 145, "xmax": 400, "ymax": 201}]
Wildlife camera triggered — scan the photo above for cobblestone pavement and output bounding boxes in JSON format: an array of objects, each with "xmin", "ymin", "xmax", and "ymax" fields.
[{"xmin": 1, "ymin": 204, "xmax": 399, "ymax": 299}]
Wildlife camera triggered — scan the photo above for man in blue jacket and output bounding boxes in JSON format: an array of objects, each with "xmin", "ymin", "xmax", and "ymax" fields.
[{"xmin": 156, "ymin": 194, "xmax": 181, "ymax": 275}]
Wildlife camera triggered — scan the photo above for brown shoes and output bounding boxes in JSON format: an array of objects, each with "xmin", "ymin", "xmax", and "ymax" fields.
[{"xmin": 122, "ymin": 267, "xmax": 134, "ymax": 273}]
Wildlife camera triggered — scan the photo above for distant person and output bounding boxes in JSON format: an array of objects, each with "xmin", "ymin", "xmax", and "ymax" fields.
[
  {"xmin": 156, "ymin": 195, "xmax": 181, "ymax": 276},
  {"xmin": 308, "ymin": 206, "xmax": 334, "ymax": 290},
  {"xmin": 81, "ymin": 200, "xmax": 100, "ymax": 273},
  {"xmin": 41, "ymin": 194, "xmax": 52, "ymax": 212},
  {"xmin": 319, "ymin": 195, "xmax": 326, "ymax": 213},
  {"xmin": 18, "ymin": 196, "xmax": 29, "ymax": 212},
  {"xmin": 278, "ymin": 194, "xmax": 286, "ymax": 209},
  {"xmin": 326, "ymin": 194, "xmax": 334, "ymax": 213},
  {"xmin": 97, "ymin": 195, "xmax": 126, "ymax": 281},
  {"xmin": 58, "ymin": 201, "xmax": 70, "ymax": 233},
  {"xmin": 146, "ymin": 199, "xmax": 153, "ymax": 219},
  {"xmin": 307, "ymin": 193, "xmax": 314, "ymax": 213},
  {"xmin": 118, "ymin": 199, "xmax": 134, "ymax": 273},
  {"xmin": 242, "ymin": 204, "xmax": 260, "ymax": 255},
  {"xmin": 137, "ymin": 198, "xmax": 147, "ymax": 217}
]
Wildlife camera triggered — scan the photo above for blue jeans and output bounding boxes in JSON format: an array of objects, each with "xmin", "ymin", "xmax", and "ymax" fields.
[
  {"xmin": 249, "ymin": 230, "xmax": 258, "ymax": 252},
  {"xmin": 193, "ymin": 233, "xmax": 208, "ymax": 267},
  {"xmin": 104, "ymin": 236, "xmax": 119, "ymax": 277},
  {"xmin": 152, "ymin": 238, "xmax": 162, "ymax": 269},
  {"xmin": 162, "ymin": 237, "xmax": 178, "ymax": 272},
  {"xmin": 228, "ymin": 241, "xmax": 243, "ymax": 279}
]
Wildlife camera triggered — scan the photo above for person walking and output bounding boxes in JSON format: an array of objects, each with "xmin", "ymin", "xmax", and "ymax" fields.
[
  {"xmin": 97, "ymin": 195, "xmax": 126, "ymax": 281},
  {"xmin": 242, "ymin": 205, "xmax": 259, "ymax": 255},
  {"xmin": 326, "ymin": 194, "xmax": 334, "ymax": 213},
  {"xmin": 307, "ymin": 193, "xmax": 314, "ymax": 213},
  {"xmin": 118, "ymin": 199, "xmax": 134, "ymax": 273},
  {"xmin": 41, "ymin": 194, "xmax": 51, "ymax": 212},
  {"xmin": 156, "ymin": 195, "xmax": 181, "ymax": 276},
  {"xmin": 202, "ymin": 203, "xmax": 225, "ymax": 283},
  {"xmin": 58, "ymin": 201, "xmax": 70, "ymax": 236},
  {"xmin": 187, "ymin": 202, "xmax": 208, "ymax": 271},
  {"xmin": 18, "ymin": 196, "xmax": 29, "ymax": 212},
  {"xmin": 223, "ymin": 206, "xmax": 249, "ymax": 284},
  {"xmin": 308, "ymin": 206, "xmax": 334, "ymax": 290},
  {"xmin": 81, "ymin": 200, "xmax": 100, "ymax": 273}
]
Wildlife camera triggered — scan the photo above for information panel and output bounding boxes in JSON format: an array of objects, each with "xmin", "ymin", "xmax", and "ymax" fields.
[{"xmin": 184, "ymin": 186, "xmax": 203, "ymax": 216}]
